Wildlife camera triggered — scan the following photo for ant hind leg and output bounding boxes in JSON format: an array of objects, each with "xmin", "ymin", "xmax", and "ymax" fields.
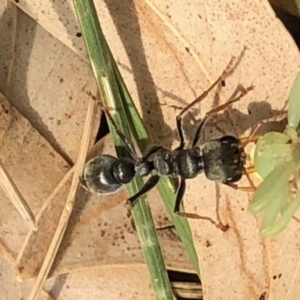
[
  {"xmin": 125, "ymin": 175, "xmax": 160, "ymax": 208},
  {"xmin": 174, "ymin": 179, "xmax": 229, "ymax": 232},
  {"xmin": 179, "ymin": 56, "xmax": 237, "ymax": 117}
]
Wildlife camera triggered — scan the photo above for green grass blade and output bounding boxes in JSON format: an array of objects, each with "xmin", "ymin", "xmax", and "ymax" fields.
[
  {"xmin": 112, "ymin": 63, "xmax": 200, "ymax": 275},
  {"xmin": 72, "ymin": 0, "xmax": 174, "ymax": 298}
]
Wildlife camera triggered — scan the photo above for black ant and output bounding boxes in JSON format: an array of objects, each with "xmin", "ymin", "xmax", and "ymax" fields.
[{"xmin": 80, "ymin": 57, "xmax": 255, "ymax": 231}]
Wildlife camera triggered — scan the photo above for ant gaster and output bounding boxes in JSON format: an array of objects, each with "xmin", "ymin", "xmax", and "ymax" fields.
[{"xmin": 80, "ymin": 57, "xmax": 255, "ymax": 231}]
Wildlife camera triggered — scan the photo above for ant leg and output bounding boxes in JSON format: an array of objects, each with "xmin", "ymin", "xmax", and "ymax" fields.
[
  {"xmin": 203, "ymin": 85, "xmax": 254, "ymax": 118},
  {"xmin": 192, "ymin": 118, "xmax": 209, "ymax": 147},
  {"xmin": 225, "ymin": 167, "xmax": 256, "ymax": 192},
  {"xmin": 156, "ymin": 225, "xmax": 175, "ymax": 231},
  {"xmin": 175, "ymin": 115, "xmax": 186, "ymax": 150},
  {"xmin": 174, "ymin": 179, "xmax": 229, "ymax": 231},
  {"xmin": 176, "ymin": 60, "xmax": 253, "ymax": 148},
  {"xmin": 244, "ymin": 167, "xmax": 256, "ymax": 191},
  {"xmin": 239, "ymin": 111, "xmax": 288, "ymax": 147},
  {"xmin": 239, "ymin": 135, "xmax": 260, "ymax": 148},
  {"xmin": 173, "ymin": 178, "xmax": 186, "ymax": 213},
  {"xmin": 245, "ymin": 166, "xmax": 256, "ymax": 174},
  {"xmin": 225, "ymin": 182, "xmax": 255, "ymax": 192},
  {"xmin": 125, "ymin": 175, "xmax": 160, "ymax": 208},
  {"xmin": 179, "ymin": 56, "xmax": 237, "ymax": 117},
  {"xmin": 142, "ymin": 145, "xmax": 163, "ymax": 160},
  {"xmin": 85, "ymin": 90, "xmax": 139, "ymax": 161},
  {"xmin": 191, "ymin": 85, "xmax": 254, "ymax": 146}
]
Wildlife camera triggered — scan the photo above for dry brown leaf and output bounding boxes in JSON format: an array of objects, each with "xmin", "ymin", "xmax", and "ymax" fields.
[
  {"xmin": 26, "ymin": 99, "xmax": 98, "ymax": 300},
  {"xmin": 0, "ymin": 2, "xmax": 99, "ymax": 163},
  {"xmin": 0, "ymin": 253, "xmax": 51, "ymax": 300},
  {"xmin": 15, "ymin": 168, "xmax": 99, "ymax": 283},
  {"xmin": 3, "ymin": 0, "xmax": 300, "ymax": 299},
  {"xmin": 0, "ymin": 91, "xmax": 69, "ymax": 253},
  {"xmin": 0, "ymin": 158, "xmax": 37, "ymax": 231},
  {"xmin": 45, "ymin": 264, "xmax": 155, "ymax": 300},
  {"xmin": 15, "ymin": 169, "xmax": 73, "ymax": 281}
]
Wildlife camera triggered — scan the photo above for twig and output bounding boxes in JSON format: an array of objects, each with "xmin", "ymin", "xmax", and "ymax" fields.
[
  {"xmin": 0, "ymin": 159, "xmax": 37, "ymax": 231},
  {"xmin": 15, "ymin": 167, "xmax": 75, "ymax": 281},
  {"xmin": 27, "ymin": 99, "xmax": 98, "ymax": 300}
]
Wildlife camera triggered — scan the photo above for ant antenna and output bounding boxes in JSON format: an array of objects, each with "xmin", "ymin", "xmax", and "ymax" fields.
[{"xmin": 85, "ymin": 90, "xmax": 139, "ymax": 162}]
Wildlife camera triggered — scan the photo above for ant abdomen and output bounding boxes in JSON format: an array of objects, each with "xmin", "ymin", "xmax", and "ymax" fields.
[
  {"xmin": 80, "ymin": 155, "xmax": 130, "ymax": 195},
  {"xmin": 112, "ymin": 158, "xmax": 136, "ymax": 184}
]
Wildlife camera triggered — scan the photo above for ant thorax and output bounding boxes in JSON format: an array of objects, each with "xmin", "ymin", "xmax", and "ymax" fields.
[
  {"xmin": 134, "ymin": 160, "xmax": 153, "ymax": 177},
  {"xmin": 152, "ymin": 147, "xmax": 204, "ymax": 179},
  {"xmin": 201, "ymin": 136, "xmax": 244, "ymax": 183}
]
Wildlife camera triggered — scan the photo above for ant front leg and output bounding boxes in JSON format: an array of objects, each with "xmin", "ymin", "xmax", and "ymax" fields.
[
  {"xmin": 191, "ymin": 85, "xmax": 254, "ymax": 147},
  {"xmin": 142, "ymin": 145, "xmax": 163, "ymax": 160},
  {"xmin": 179, "ymin": 56, "xmax": 237, "ymax": 117},
  {"xmin": 239, "ymin": 110, "xmax": 288, "ymax": 148},
  {"xmin": 203, "ymin": 85, "xmax": 254, "ymax": 118},
  {"xmin": 177, "ymin": 56, "xmax": 253, "ymax": 148},
  {"xmin": 239, "ymin": 135, "xmax": 260, "ymax": 148},
  {"xmin": 224, "ymin": 166, "xmax": 256, "ymax": 192},
  {"xmin": 175, "ymin": 115, "xmax": 186, "ymax": 150},
  {"xmin": 173, "ymin": 179, "xmax": 229, "ymax": 232}
]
